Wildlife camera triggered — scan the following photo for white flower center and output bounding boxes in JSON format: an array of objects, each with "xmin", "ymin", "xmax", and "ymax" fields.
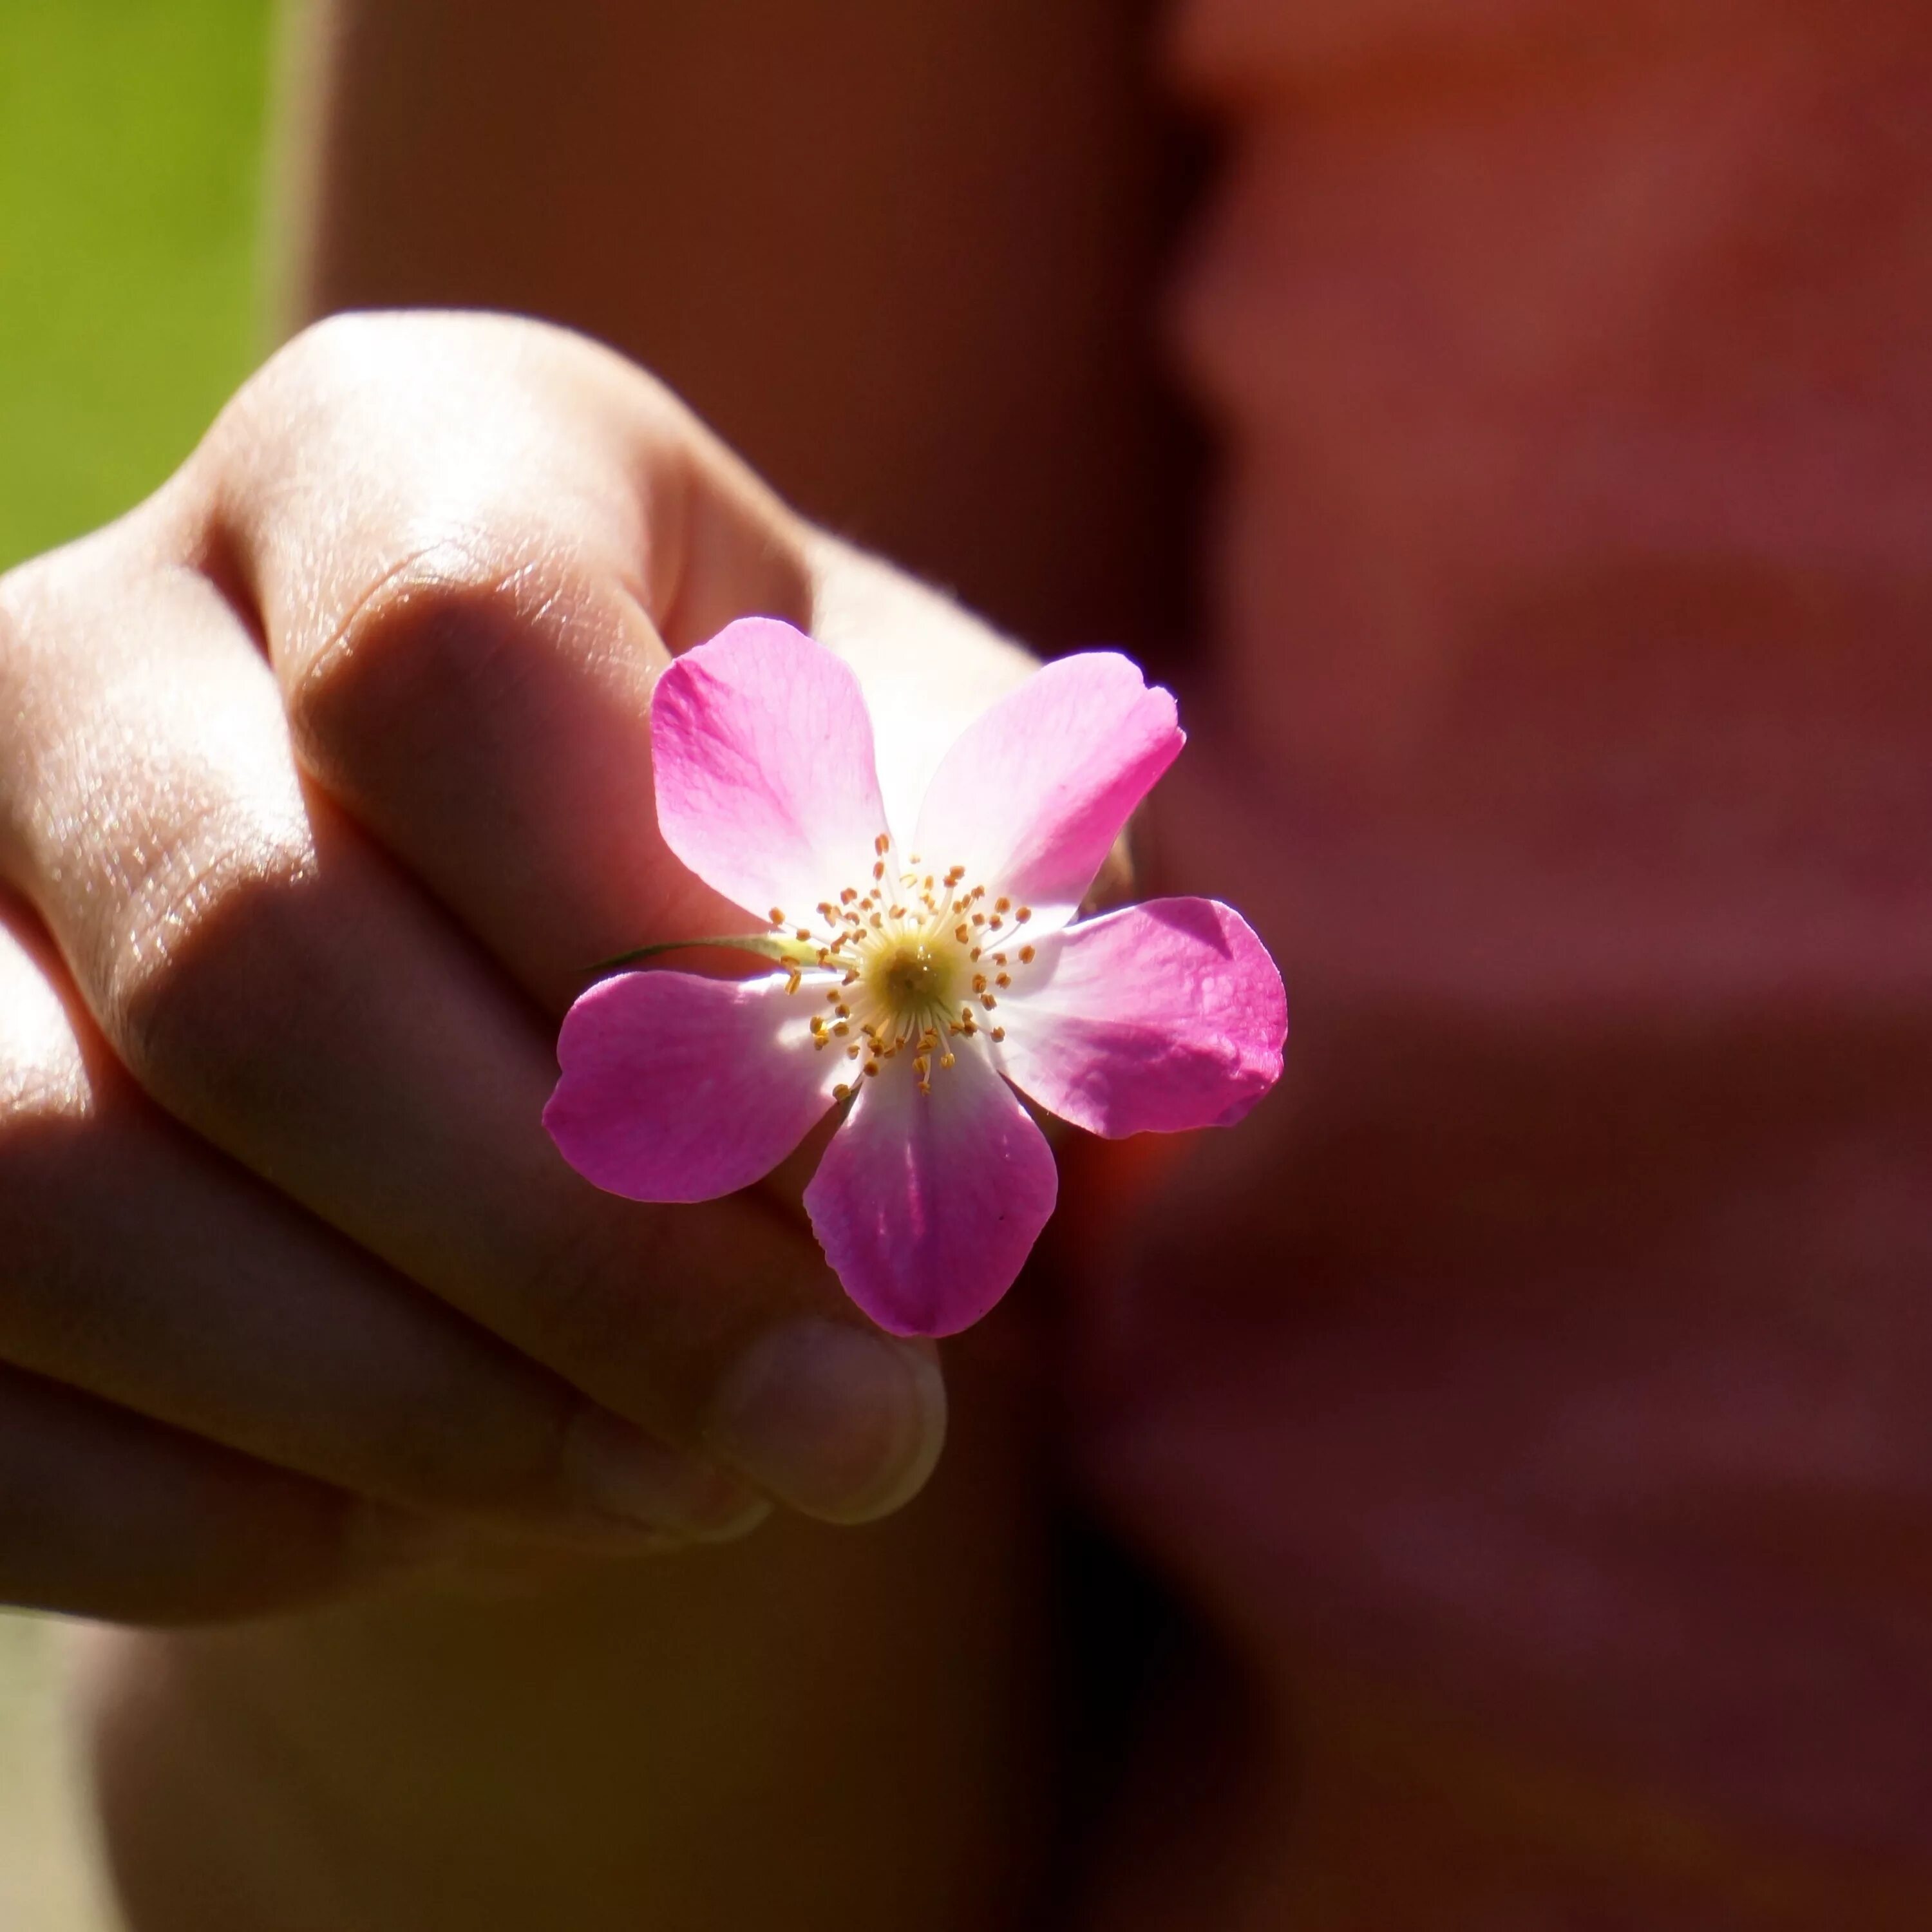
[{"xmin": 766, "ymin": 834, "xmax": 1039, "ymax": 1099}]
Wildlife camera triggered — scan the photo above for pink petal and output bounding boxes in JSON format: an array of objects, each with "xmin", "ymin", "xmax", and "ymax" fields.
[
  {"xmin": 652, "ymin": 618, "xmax": 891, "ymax": 922},
  {"xmin": 996, "ymin": 898, "xmax": 1287, "ymax": 1138},
  {"xmin": 803, "ymin": 1050, "xmax": 1059, "ymax": 1338},
  {"xmin": 545, "ymin": 969, "xmax": 839, "ymax": 1202},
  {"xmin": 910, "ymin": 652, "xmax": 1183, "ymax": 926}
]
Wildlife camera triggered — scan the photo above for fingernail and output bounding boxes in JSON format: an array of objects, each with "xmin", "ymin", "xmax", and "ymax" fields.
[
  {"xmin": 561, "ymin": 1405, "xmax": 772, "ymax": 1543},
  {"xmin": 705, "ymin": 1320, "xmax": 947, "ymax": 1524}
]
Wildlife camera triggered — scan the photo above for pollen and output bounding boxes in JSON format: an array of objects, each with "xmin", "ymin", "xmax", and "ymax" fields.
[{"xmin": 771, "ymin": 855, "xmax": 1048, "ymax": 1099}]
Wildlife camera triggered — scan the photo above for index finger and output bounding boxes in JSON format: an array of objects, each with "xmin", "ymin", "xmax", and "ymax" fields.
[{"xmin": 203, "ymin": 311, "xmax": 811, "ymax": 1014}]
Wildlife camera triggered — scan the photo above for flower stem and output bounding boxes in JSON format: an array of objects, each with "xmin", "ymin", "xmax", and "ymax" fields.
[{"xmin": 587, "ymin": 933, "xmax": 816, "ymax": 976}]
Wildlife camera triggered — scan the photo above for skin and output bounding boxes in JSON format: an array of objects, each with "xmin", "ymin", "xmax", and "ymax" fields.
[
  {"xmin": 0, "ymin": 306, "xmax": 1084, "ymax": 1923},
  {"xmin": 12, "ymin": 3, "xmax": 1196, "ymax": 1922},
  {"xmin": 46, "ymin": 1, "xmax": 1932, "ymax": 1927}
]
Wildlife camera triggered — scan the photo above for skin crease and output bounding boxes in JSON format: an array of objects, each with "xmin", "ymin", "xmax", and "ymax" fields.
[
  {"xmin": 61, "ymin": 3, "xmax": 1932, "ymax": 1931},
  {"xmin": 64, "ymin": 5, "xmax": 1192, "ymax": 1928}
]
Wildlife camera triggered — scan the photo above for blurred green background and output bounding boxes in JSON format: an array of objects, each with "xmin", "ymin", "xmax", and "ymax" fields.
[
  {"xmin": 0, "ymin": 0, "xmax": 274, "ymax": 569},
  {"xmin": 0, "ymin": 0, "xmax": 276, "ymax": 1921}
]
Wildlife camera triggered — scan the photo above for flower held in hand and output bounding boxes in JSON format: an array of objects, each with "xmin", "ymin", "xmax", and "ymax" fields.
[{"xmin": 545, "ymin": 619, "xmax": 1285, "ymax": 1336}]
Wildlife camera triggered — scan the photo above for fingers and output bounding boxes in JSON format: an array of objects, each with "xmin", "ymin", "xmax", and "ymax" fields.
[
  {"xmin": 203, "ymin": 315, "xmax": 1038, "ymax": 1014},
  {"xmin": 0, "ymin": 889, "xmax": 766, "ymax": 1555},
  {"xmin": 0, "ymin": 1359, "xmax": 410, "ymax": 1624},
  {"xmin": 0, "ymin": 529, "xmax": 943, "ymax": 1527},
  {"xmin": 202, "ymin": 312, "xmax": 814, "ymax": 1013}
]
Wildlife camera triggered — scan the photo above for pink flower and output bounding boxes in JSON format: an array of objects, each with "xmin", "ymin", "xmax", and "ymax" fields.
[{"xmin": 544, "ymin": 618, "xmax": 1286, "ymax": 1337}]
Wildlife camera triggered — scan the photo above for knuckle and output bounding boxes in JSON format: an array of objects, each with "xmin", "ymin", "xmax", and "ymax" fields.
[
  {"xmin": 218, "ymin": 310, "xmax": 393, "ymax": 424},
  {"xmin": 102, "ymin": 838, "xmax": 331, "ymax": 1125},
  {"xmin": 288, "ymin": 537, "xmax": 595, "ymax": 768},
  {"xmin": 226, "ymin": 311, "xmax": 625, "ymax": 447},
  {"xmin": 0, "ymin": 542, "xmax": 96, "ymax": 674}
]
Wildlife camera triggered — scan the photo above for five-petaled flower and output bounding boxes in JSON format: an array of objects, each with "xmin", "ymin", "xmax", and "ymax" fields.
[{"xmin": 544, "ymin": 618, "xmax": 1286, "ymax": 1337}]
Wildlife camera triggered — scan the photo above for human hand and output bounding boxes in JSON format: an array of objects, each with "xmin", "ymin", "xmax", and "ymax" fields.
[{"xmin": 0, "ymin": 310, "xmax": 1037, "ymax": 1622}]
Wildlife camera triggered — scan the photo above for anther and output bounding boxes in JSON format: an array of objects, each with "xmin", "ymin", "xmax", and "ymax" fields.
[
  {"xmin": 940, "ymin": 1052, "xmax": 956, "ymax": 1069},
  {"xmin": 796, "ymin": 928, "xmax": 812, "ymax": 942},
  {"xmin": 995, "ymin": 897, "xmax": 1010, "ymax": 912},
  {"xmin": 872, "ymin": 861, "xmax": 886, "ymax": 880},
  {"xmin": 990, "ymin": 1026, "xmax": 1005, "ymax": 1042},
  {"xmin": 840, "ymin": 887, "xmax": 858, "ymax": 905},
  {"xmin": 980, "ymin": 994, "xmax": 998, "ymax": 1010},
  {"xmin": 1019, "ymin": 944, "xmax": 1036, "ymax": 963},
  {"xmin": 833, "ymin": 1083, "xmax": 852, "ymax": 1101},
  {"xmin": 768, "ymin": 907, "xmax": 785, "ymax": 925},
  {"xmin": 955, "ymin": 925, "xmax": 971, "ymax": 943},
  {"xmin": 863, "ymin": 1062, "xmax": 879, "ymax": 1077},
  {"xmin": 996, "ymin": 973, "xmax": 1010, "ymax": 987},
  {"xmin": 1015, "ymin": 907, "xmax": 1032, "ymax": 923}
]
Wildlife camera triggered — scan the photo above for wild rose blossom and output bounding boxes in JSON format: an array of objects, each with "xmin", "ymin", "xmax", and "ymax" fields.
[{"xmin": 544, "ymin": 618, "xmax": 1285, "ymax": 1336}]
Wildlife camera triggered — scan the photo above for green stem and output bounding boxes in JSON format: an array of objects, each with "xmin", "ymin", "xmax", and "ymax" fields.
[{"xmin": 587, "ymin": 933, "xmax": 817, "ymax": 975}]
